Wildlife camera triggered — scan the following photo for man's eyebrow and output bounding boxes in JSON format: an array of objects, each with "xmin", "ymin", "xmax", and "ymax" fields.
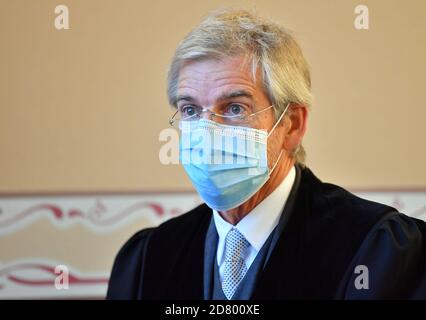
[
  {"xmin": 175, "ymin": 95, "xmax": 195, "ymax": 104},
  {"xmin": 219, "ymin": 90, "xmax": 253, "ymax": 100},
  {"xmin": 174, "ymin": 90, "xmax": 253, "ymax": 105}
]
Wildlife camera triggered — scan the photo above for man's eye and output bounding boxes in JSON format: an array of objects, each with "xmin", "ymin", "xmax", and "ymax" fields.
[
  {"xmin": 181, "ymin": 106, "xmax": 197, "ymax": 117},
  {"xmin": 227, "ymin": 104, "xmax": 245, "ymax": 116}
]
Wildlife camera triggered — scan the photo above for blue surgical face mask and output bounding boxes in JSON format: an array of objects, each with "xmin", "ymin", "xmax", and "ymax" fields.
[{"xmin": 179, "ymin": 104, "xmax": 289, "ymax": 212}]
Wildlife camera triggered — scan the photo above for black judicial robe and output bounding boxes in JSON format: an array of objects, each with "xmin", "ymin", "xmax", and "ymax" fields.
[{"xmin": 107, "ymin": 166, "xmax": 426, "ymax": 299}]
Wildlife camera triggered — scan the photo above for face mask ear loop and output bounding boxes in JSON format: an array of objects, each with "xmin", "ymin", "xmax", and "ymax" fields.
[
  {"xmin": 267, "ymin": 103, "xmax": 290, "ymax": 175},
  {"xmin": 267, "ymin": 103, "xmax": 290, "ymax": 138},
  {"xmin": 269, "ymin": 149, "xmax": 284, "ymax": 175}
]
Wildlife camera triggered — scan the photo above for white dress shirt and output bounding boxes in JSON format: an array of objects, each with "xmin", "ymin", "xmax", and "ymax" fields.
[{"xmin": 213, "ymin": 165, "xmax": 296, "ymax": 282}]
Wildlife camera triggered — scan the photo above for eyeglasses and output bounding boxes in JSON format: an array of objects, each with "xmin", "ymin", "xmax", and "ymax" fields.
[{"xmin": 169, "ymin": 104, "xmax": 276, "ymax": 128}]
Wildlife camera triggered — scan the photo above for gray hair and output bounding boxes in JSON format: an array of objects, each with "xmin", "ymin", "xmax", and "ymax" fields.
[{"xmin": 167, "ymin": 8, "xmax": 312, "ymax": 165}]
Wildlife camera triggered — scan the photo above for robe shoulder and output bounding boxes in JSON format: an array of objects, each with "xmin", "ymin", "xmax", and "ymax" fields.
[
  {"xmin": 106, "ymin": 203, "xmax": 210, "ymax": 299},
  {"xmin": 339, "ymin": 213, "xmax": 426, "ymax": 299}
]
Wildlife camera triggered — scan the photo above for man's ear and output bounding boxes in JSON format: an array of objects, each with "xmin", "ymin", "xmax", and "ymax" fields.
[{"xmin": 283, "ymin": 104, "xmax": 308, "ymax": 151}]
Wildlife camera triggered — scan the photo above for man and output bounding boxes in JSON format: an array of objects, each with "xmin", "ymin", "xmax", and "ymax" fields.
[{"xmin": 107, "ymin": 9, "xmax": 426, "ymax": 299}]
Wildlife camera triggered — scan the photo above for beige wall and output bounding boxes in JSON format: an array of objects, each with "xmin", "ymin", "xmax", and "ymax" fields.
[
  {"xmin": 1, "ymin": 0, "xmax": 425, "ymax": 299},
  {"xmin": 1, "ymin": 0, "xmax": 425, "ymax": 192}
]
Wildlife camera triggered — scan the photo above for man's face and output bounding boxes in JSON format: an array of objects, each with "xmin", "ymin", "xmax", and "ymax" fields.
[{"xmin": 176, "ymin": 55, "xmax": 287, "ymax": 168}]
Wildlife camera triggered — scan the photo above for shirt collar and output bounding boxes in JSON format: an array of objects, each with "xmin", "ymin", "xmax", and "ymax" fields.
[{"xmin": 213, "ymin": 165, "xmax": 296, "ymax": 254}]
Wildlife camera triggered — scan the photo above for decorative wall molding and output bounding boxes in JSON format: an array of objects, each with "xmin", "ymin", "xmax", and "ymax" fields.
[
  {"xmin": 0, "ymin": 193, "xmax": 202, "ymax": 235},
  {"xmin": 354, "ymin": 190, "xmax": 426, "ymax": 221},
  {"xmin": 0, "ymin": 190, "xmax": 424, "ymax": 298},
  {"xmin": 0, "ymin": 259, "xmax": 109, "ymax": 299}
]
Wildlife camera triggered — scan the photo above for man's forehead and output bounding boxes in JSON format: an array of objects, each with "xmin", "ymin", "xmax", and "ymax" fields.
[
  {"xmin": 178, "ymin": 56, "xmax": 257, "ymax": 82},
  {"xmin": 176, "ymin": 56, "xmax": 264, "ymax": 101}
]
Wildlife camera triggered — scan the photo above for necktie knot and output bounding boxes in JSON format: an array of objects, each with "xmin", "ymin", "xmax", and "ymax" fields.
[{"xmin": 224, "ymin": 228, "xmax": 250, "ymax": 261}]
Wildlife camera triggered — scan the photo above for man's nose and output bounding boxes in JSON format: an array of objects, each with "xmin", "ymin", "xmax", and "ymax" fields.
[
  {"xmin": 199, "ymin": 110, "xmax": 212, "ymax": 120},
  {"xmin": 199, "ymin": 108, "xmax": 227, "ymax": 124}
]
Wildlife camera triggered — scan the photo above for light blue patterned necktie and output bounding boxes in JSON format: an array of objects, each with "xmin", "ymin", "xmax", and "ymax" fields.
[{"xmin": 222, "ymin": 228, "xmax": 250, "ymax": 300}]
